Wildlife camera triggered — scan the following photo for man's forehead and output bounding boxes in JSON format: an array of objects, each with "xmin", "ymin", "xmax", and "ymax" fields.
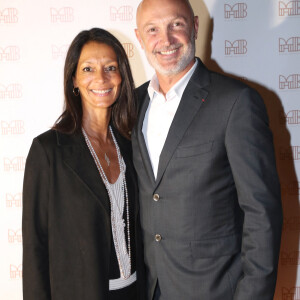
[{"xmin": 136, "ymin": 0, "xmax": 192, "ymax": 25}]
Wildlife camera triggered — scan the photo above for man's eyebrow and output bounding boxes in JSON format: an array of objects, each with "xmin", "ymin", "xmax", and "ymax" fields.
[{"xmin": 142, "ymin": 16, "xmax": 188, "ymax": 29}]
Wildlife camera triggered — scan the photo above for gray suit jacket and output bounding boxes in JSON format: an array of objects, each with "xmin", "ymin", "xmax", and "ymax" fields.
[{"xmin": 131, "ymin": 58, "xmax": 282, "ymax": 300}]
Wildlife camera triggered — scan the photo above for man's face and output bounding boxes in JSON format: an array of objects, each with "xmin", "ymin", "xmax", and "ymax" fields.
[{"xmin": 135, "ymin": 0, "xmax": 198, "ymax": 77}]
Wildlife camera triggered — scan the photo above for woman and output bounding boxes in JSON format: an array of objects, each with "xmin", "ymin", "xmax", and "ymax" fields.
[{"xmin": 22, "ymin": 28, "xmax": 145, "ymax": 300}]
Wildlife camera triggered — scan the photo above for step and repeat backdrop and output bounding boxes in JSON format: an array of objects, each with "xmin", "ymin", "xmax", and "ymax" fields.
[{"xmin": 0, "ymin": 0, "xmax": 299, "ymax": 299}]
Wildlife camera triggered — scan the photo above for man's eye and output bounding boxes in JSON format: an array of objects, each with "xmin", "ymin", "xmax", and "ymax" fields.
[
  {"xmin": 148, "ymin": 28, "xmax": 156, "ymax": 33},
  {"xmin": 83, "ymin": 67, "xmax": 92, "ymax": 72}
]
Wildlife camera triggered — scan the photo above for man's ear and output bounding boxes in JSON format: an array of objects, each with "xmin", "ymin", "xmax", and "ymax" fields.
[
  {"xmin": 194, "ymin": 16, "xmax": 199, "ymax": 40},
  {"xmin": 135, "ymin": 28, "xmax": 145, "ymax": 49}
]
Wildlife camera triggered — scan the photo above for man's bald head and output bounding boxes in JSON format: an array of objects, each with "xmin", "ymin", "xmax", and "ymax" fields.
[{"xmin": 136, "ymin": 0, "xmax": 195, "ymax": 28}]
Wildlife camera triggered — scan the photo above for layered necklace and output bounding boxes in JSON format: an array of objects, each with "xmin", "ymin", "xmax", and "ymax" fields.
[{"xmin": 82, "ymin": 126, "xmax": 131, "ymax": 279}]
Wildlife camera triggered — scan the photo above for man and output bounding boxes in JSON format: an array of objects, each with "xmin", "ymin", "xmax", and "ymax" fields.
[{"xmin": 131, "ymin": 0, "xmax": 282, "ymax": 299}]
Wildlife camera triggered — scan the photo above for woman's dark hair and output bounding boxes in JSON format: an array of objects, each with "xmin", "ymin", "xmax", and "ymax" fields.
[{"xmin": 53, "ymin": 28, "xmax": 136, "ymax": 139}]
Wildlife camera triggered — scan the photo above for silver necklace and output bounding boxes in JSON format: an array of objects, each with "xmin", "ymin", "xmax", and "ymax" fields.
[{"xmin": 82, "ymin": 126, "xmax": 131, "ymax": 279}]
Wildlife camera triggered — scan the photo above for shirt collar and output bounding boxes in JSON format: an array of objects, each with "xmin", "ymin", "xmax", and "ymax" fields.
[{"xmin": 147, "ymin": 58, "xmax": 198, "ymax": 101}]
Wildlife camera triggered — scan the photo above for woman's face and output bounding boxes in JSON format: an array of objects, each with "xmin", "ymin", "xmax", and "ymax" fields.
[{"xmin": 73, "ymin": 41, "xmax": 122, "ymax": 112}]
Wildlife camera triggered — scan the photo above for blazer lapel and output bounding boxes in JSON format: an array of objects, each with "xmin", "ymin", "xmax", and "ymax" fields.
[
  {"xmin": 57, "ymin": 131, "xmax": 110, "ymax": 215},
  {"xmin": 136, "ymin": 90, "xmax": 156, "ymax": 186},
  {"xmin": 155, "ymin": 59, "xmax": 210, "ymax": 188}
]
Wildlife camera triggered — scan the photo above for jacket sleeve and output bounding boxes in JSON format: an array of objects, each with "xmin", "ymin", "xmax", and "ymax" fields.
[
  {"xmin": 225, "ymin": 87, "xmax": 282, "ymax": 299},
  {"xmin": 22, "ymin": 138, "xmax": 51, "ymax": 300}
]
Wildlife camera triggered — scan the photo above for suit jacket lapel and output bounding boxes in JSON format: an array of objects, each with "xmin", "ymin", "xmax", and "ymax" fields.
[
  {"xmin": 155, "ymin": 59, "xmax": 210, "ymax": 188},
  {"xmin": 136, "ymin": 90, "xmax": 156, "ymax": 186},
  {"xmin": 57, "ymin": 131, "xmax": 110, "ymax": 215}
]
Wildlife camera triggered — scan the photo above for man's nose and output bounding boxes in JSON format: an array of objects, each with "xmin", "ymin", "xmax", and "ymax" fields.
[{"xmin": 160, "ymin": 29, "xmax": 174, "ymax": 47}]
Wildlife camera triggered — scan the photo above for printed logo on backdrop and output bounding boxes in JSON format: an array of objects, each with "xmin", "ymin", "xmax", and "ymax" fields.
[
  {"xmin": 0, "ymin": 84, "xmax": 22, "ymax": 99},
  {"xmin": 279, "ymin": 74, "xmax": 300, "ymax": 90},
  {"xmin": 0, "ymin": 46, "xmax": 20, "ymax": 61},
  {"xmin": 279, "ymin": 110, "xmax": 300, "ymax": 125},
  {"xmin": 283, "ymin": 216, "xmax": 300, "ymax": 231},
  {"xmin": 6, "ymin": 193, "xmax": 22, "ymax": 208},
  {"xmin": 10, "ymin": 264, "xmax": 22, "ymax": 279},
  {"xmin": 279, "ymin": 37, "xmax": 300, "ymax": 53},
  {"xmin": 225, "ymin": 40, "xmax": 247, "ymax": 55},
  {"xmin": 279, "ymin": 1, "xmax": 300, "ymax": 16},
  {"xmin": 0, "ymin": 8, "xmax": 18, "ymax": 23},
  {"xmin": 279, "ymin": 146, "xmax": 300, "ymax": 160},
  {"xmin": 224, "ymin": 3, "xmax": 247, "ymax": 19},
  {"xmin": 1, "ymin": 121, "xmax": 25, "ymax": 135},
  {"xmin": 52, "ymin": 45, "xmax": 69, "ymax": 59},
  {"xmin": 110, "ymin": 6, "xmax": 133, "ymax": 21},
  {"xmin": 122, "ymin": 43, "xmax": 134, "ymax": 58},
  {"xmin": 282, "ymin": 287, "xmax": 300, "ymax": 300},
  {"xmin": 8, "ymin": 229, "xmax": 22, "ymax": 244},
  {"xmin": 50, "ymin": 7, "xmax": 74, "ymax": 23},
  {"xmin": 281, "ymin": 251, "xmax": 300, "ymax": 265},
  {"xmin": 3, "ymin": 157, "xmax": 26, "ymax": 172}
]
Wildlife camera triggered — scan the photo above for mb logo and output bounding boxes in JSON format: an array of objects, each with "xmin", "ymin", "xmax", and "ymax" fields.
[
  {"xmin": 279, "ymin": 37, "xmax": 300, "ymax": 52},
  {"xmin": 10, "ymin": 264, "xmax": 22, "ymax": 279},
  {"xmin": 282, "ymin": 287, "xmax": 300, "ymax": 300},
  {"xmin": 6, "ymin": 193, "xmax": 22, "ymax": 208},
  {"xmin": 224, "ymin": 3, "xmax": 247, "ymax": 19},
  {"xmin": 281, "ymin": 181, "xmax": 300, "ymax": 196},
  {"xmin": 1, "ymin": 120, "xmax": 25, "ymax": 135},
  {"xmin": 225, "ymin": 40, "xmax": 247, "ymax": 55},
  {"xmin": 0, "ymin": 46, "xmax": 20, "ymax": 61},
  {"xmin": 281, "ymin": 251, "xmax": 300, "ymax": 265},
  {"xmin": 0, "ymin": 8, "xmax": 18, "ymax": 23},
  {"xmin": 279, "ymin": 1, "xmax": 300, "ymax": 16},
  {"xmin": 3, "ymin": 157, "xmax": 26, "ymax": 172},
  {"xmin": 122, "ymin": 43, "xmax": 134, "ymax": 58},
  {"xmin": 279, "ymin": 74, "xmax": 300, "ymax": 89},
  {"xmin": 52, "ymin": 45, "xmax": 69, "ymax": 59},
  {"xmin": 0, "ymin": 84, "xmax": 22, "ymax": 99},
  {"xmin": 280, "ymin": 110, "xmax": 300, "ymax": 125},
  {"xmin": 280, "ymin": 146, "xmax": 300, "ymax": 160},
  {"xmin": 50, "ymin": 7, "xmax": 74, "ymax": 23},
  {"xmin": 110, "ymin": 6, "xmax": 133, "ymax": 21},
  {"xmin": 8, "ymin": 229, "xmax": 22, "ymax": 243}
]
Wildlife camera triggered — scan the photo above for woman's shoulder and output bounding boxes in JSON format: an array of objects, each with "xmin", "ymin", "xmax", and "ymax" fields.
[{"xmin": 33, "ymin": 129, "xmax": 58, "ymax": 147}]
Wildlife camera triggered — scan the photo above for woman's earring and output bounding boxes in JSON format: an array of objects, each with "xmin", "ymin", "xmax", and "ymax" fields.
[{"xmin": 73, "ymin": 87, "xmax": 80, "ymax": 96}]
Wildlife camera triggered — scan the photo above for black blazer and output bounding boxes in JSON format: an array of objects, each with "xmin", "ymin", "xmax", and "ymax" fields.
[
  {"xmin": 22, "ymin": 128, "xmax": 145, "ymax": 300},
  {"xmin": 132, "ymin": 58, "xmax": 282, "ymax": 300}
]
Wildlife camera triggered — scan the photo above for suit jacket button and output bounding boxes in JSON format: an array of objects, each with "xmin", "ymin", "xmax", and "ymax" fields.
[
  {"xmin": 155, "ymin": 234, "xmax": 162, "ymax": 242},
  {"xmin": 153, "ymin": 194, "xmax": 160, "ymax": 201}
]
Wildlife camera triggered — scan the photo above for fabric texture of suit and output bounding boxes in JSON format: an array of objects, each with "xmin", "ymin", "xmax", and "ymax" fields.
[
  {"xmin": 131, "ymin": 58, "xmax": 282, "ymax": 300},
  {"xmin": 22, "ymin": 128, "xmax": 145, "ymax": 300}
]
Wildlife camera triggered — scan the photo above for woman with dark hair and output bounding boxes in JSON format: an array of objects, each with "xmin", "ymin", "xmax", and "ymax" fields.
[{"xmin": 22, "ymin": 28, "xmax": 145, "ymax": 300}]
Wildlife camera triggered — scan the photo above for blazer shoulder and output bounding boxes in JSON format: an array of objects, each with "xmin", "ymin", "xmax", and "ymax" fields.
[{"xmin": 34, "ymin": 129, "xmax": 58, "ymax": 148}]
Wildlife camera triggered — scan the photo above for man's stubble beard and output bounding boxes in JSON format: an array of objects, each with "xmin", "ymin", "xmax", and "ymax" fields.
[{"xmin": 143, "ymin": 31, "xmax": 196, "ymax": 77}]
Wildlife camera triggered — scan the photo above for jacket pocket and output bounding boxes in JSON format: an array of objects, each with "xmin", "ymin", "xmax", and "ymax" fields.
[
  {"xmin": 191, "ymin": 233, "xmax": 241, "ymax": 259},
  {"xmin": 175, "ymin": 141, "xmax": 213, "ymax": 158}
]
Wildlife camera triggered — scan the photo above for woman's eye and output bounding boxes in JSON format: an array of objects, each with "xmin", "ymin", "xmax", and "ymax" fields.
[
  {"xmin": 105, "ymin": 66, "xmax": 117, "ymax": 72},
  {"xmin": 83, "ymin": 67, "xmax": 92, "ymax": 72}
]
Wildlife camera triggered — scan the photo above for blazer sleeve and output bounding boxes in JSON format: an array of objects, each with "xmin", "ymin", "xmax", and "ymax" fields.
[
  {"xmin": 22, "ymin": 138, "xmax": 51, "ymax": 300},
  {"xmin": 225, "ymin": 87, "xmax": 282, "ymax": 299}
]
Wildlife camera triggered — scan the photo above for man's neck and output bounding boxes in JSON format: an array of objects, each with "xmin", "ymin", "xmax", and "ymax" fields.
[{"xmin": 156, "ymin": 58, "xmax": 196, "ymax": 96}]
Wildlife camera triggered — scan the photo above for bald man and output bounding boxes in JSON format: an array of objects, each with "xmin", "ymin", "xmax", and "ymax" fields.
[{"xmin": 131, "ymin": 0, "xmax": 282, "ymax": 299}]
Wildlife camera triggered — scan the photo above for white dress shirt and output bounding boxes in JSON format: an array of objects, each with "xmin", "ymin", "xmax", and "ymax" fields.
[{"xmin": 142, "ymin": 59, "xmax": 198, "ymax": 178}]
